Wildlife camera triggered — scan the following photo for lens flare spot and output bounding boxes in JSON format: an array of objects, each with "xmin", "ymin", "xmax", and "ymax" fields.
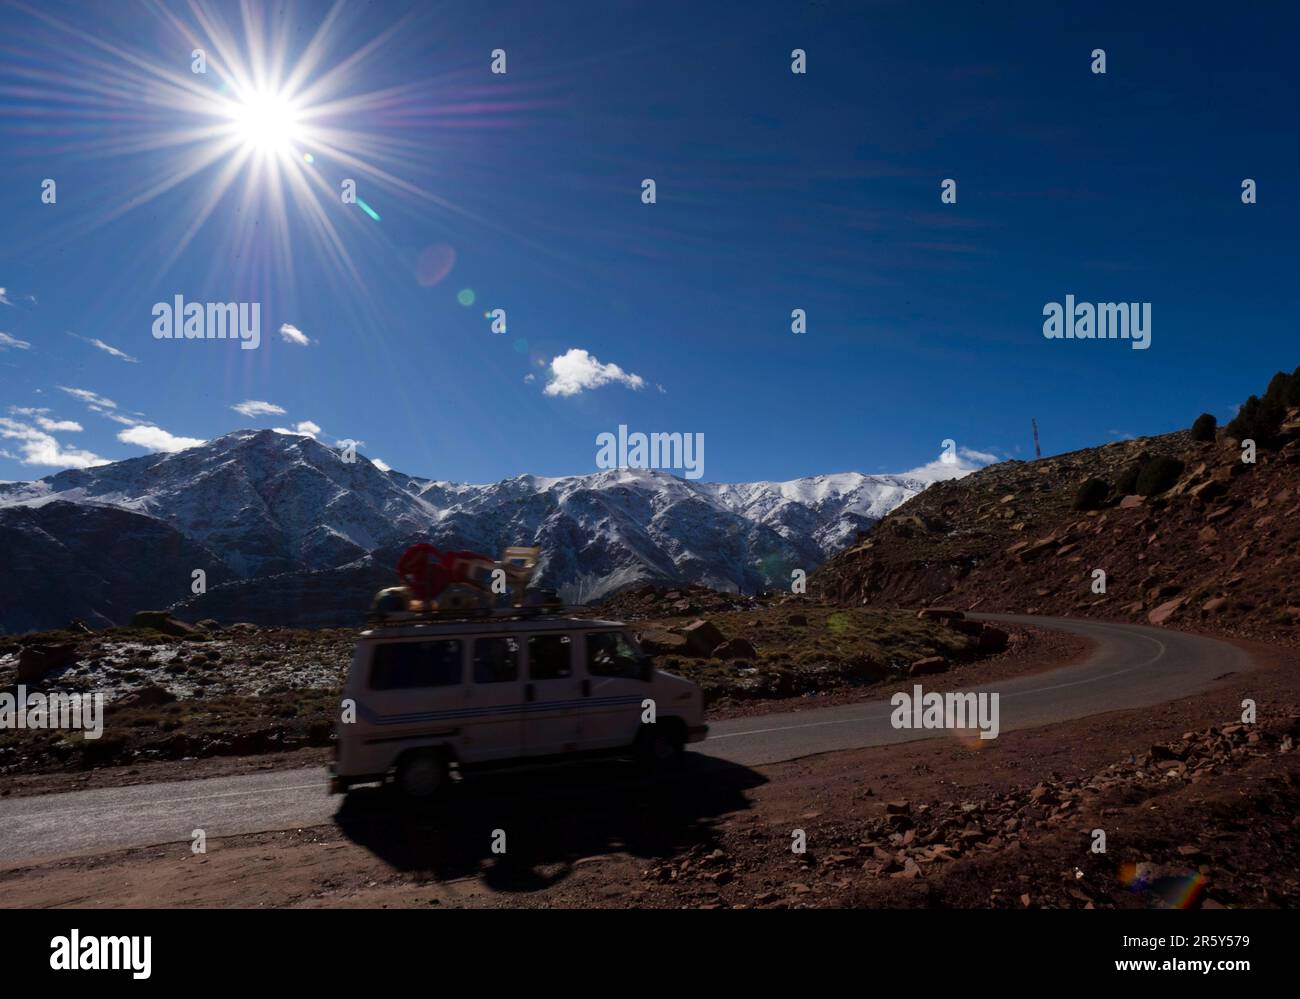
[
  {"xmin": 415, "ymin": 244, "xmax": 456, "ymax": 287},
  {"xmin": 457, "ymin": 288, "xmax": 476, "ymax": 306}
]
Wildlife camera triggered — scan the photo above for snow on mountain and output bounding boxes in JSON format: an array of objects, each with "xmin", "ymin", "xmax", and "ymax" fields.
[{"xmin": 0, "ymin": 429, "xmax": 970, "ymax": 630}]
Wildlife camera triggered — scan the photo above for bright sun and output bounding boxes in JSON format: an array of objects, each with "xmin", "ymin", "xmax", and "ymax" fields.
[{"xmin": 228, "ymin": 89, "xmax": 302, "ymax": 154}]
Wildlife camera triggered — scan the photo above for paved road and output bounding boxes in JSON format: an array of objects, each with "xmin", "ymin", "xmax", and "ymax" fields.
[{"xmin": 0, "ymin": 615, "xmax": 1254, "ymax": 866}]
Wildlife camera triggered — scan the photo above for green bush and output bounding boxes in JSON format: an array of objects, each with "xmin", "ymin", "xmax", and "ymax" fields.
[
  {"xmin": 1072, "ymin": 477, "xmax": 1110, "ymax": 510},
  {"xmin": 1190, "ymin": 412, "xmax": 1217, "ymax": 442},
  {"xmin": 1136, "ymin": 456, "xmax": 1185, "ymax": 496}
]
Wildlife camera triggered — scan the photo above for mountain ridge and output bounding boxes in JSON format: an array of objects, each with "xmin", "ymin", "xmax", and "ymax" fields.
[{"xmin": 0, "ymin": 428, "xmax": 972, "ymax": 631}]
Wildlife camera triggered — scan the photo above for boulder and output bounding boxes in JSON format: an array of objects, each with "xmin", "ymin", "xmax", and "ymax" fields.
[
  {"xmin": 17, "ymin": 643, "xmax": 78, "ymax": 683},
  {"xmin": 637, "ymin": 629, "xmax": 688, "ymax": 655},
  {"xmin": 680, "ymin": 619, "xmax": 725, "ymax": 656},
  {"xmin": 712, "ymin": 637, "xmax": 758, "ymax": 661},
  {"xmin": 909, "ymin": 656, "xmax": 949, "ymax": 677},
  {"xmin": 130, "ymin": 611, "xmax": 199, "ymax": 637},
  {"xmin": 1147, "ymin": 597, "xmax": 1186, "ymax": 626}
]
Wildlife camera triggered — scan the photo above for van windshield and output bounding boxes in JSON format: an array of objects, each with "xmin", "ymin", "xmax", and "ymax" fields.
[{"xmin": 586, "ymin": 631, "xmax": 650, "ymax": 679}]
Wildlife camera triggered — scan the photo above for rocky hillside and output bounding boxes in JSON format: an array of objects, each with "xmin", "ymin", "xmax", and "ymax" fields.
[{"xmin": 813, "ymin": 398, "xmax": 1300, "ymax": 645}]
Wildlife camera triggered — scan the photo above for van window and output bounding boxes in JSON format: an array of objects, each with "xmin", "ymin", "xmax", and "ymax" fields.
[
  {"xmin": 473, "ymin": 636, "xmax": 519, "ymax": 684},
  {"xmin": 370, "ymin": 640, "xmax": 463, "ymax": 691},
  {"xmin": 527, "ymin": 634, "xmax": 572, "ymax": 679},
  {"xmin": 586, "ymin": 631, "xmax": 648, "ymax": 680}
]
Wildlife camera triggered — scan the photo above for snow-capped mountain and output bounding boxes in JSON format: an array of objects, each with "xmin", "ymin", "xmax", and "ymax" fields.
[{"xmin": 0, "ymin": 429, "xmax": 957, "ymax": 631}]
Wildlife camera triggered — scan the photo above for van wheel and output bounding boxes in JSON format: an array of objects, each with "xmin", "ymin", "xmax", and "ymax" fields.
[
  {"xmin": 636, "ymin": 723, "xmax": 684, "ymax": 770},
  {"xmin": 395, "ymin": 750, "xmax": 447, "ymax": 801}
]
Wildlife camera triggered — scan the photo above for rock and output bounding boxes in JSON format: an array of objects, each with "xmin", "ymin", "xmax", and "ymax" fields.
[
  {"xmin": 1197, "ymin": 526, "xmax": 1219, "ymax": 544},
  {"xmin": 196, "ymin": 619, "xmax": 220, "ymax": 631},
  {"xmin": 67, "ymin": 619, "xmax": 94, "ymax": 635},
  {"xmin": 680, "ymin": 619, "xmax": 725, "ymax": 656},
  {"xmin": 909, "ymin": 656, "xmax": 948, "ymax": 677},
  {"xmin": 1119, "ymin": 495, "xmax": 1144, "ymax": 509},
  {"xmin": 917, "ymin": 607, "xmax": 963, "ymax": 621},
  {"xmin": 17, "ymin": 643, "xmax": 78, "ymax": 683},
  {"xmin": 1201, "ymin": 597, "xmax": 1228, "ymax": 614},
  {"xmin": 637, "ymin": 629, "xmax": 688, "ymax": 655},
  {"xmin": 1147, "ymin": 597, "xmax": 1186, "ymax": 626},
  {"xmin": 115, "ymin": 684, "xmax": 177, "ymax": 709},
  {"xmin": 130, "ymin": 611, "xmax": 198, "ymax": 637},
  {"xmin": 885, "ymin": 800, "xmax": 911, "ymax": 815},
  {"xmin": 712, "ymin": 637, "xmax": 758, "ymax": 661},
  {"xmin": 977, "ymin": 624, "xmax": 1009, "ymax": 654}
]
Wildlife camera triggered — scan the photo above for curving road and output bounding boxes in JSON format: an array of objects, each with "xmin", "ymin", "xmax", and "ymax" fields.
[{"xmin": 0, "ymin": 615, "xmax": 1256, "ymax": 866}]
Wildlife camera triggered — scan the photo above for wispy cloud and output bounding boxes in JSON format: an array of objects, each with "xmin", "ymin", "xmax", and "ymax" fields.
[
  {"xmin": 69, "ymin": 332, "xmax": 139, "ymax": 363},
  {"xmin": 278, "ymin": 323, "xmax": 313, "ymax": 346},
  {"xmin": 0, "ymin": 417, "xmax": 107, "ymax": 469},
  {"xmin": 59, "ymin": 386, "xmax": 117, "ymax": 408},
  {"xmin": 36, "ymin": 417, "xmax": 83, "ymax": 432},
  {"xmin": 0, "ymin": 287, "xmax": 13, "ymax": 307},
  {"xmin": 117, "ymin": 425, "xmax": 204, "ymax": 453},
  {"xmin": 0, "ymin": 331, "xmax": 32, "ymax": 350},
  {"xmin": 542, "ymin": 348, "xmax": 646, "ymax": 398},
  {"xmin": 231, "ymin": 400, "xmax": 286, "ymax": 418}
]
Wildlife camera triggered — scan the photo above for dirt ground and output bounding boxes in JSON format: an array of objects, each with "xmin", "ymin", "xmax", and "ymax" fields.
[{"xmin": 1, "ymin": 632, "xmax": 1295, "ymax": 909}]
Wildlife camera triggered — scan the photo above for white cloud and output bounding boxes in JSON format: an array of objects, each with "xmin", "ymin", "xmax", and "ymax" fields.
[
  {"xmin": 8, "ymin": 406, "xmax": 48, "ymax": 417},
  {"xmin": 36, "ymin": 417, "xmax": 83, "ymax": 432},
  {"xmin": 59, "ymin": 386, "xmax": 118, "ymax": 409},
  {"xmin": 69, "ymin": 332, "xmax": 139, "ymax": 363},
  {"xmin": 117, "ymin": 425, "xmax": 204, "ymax": 453},
  {"xmin": 901, "ymin": 446, "xmax": 999, "ymax": 484},
  {"xmin": 371, "ymin": 457, "xmax": 391, "ymax": 472},
  {"xmin": 0, "ymin": 331, "xmax": 32, "ymax": 350},
  {"xmin": 231, "ymin": 399, "xmax": 287, "ymax": 418},
  {"xmin": 542, "ymin": 348, "xmax": 646, "ymax": 398},
  {"xmin": 0, "ymin": 417, "xmax": 108, "ymax": 469},
  {"xmin": 272, "ymin": 420, "xmax": 321, "ymax": 439},
  {"xmin": 0, "ymin": 287, "xmax": 12, "ymax": 306},
  {"xmin": 279, "ymin": 323, "xmax": 313, "ymax": 346}
]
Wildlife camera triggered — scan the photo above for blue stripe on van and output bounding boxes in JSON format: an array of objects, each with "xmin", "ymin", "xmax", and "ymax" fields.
[{"xmin": 357, "ymin": 695, "xmax": 647, "ymax": 726}]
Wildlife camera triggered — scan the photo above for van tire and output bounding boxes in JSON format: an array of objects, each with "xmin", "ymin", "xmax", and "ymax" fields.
[
  {"xmin": 395, "ymin": 749, "xmax": 447, "ymax": 801},
  {"xmin": 635, "ymin": 722, "xmax": 685, "ymax": 771}
]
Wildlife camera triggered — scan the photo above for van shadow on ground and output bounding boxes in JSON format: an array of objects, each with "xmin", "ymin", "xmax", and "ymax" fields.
[{"xmin": 333, "ymin": 752, "xmax": 766, "ymax": 894}]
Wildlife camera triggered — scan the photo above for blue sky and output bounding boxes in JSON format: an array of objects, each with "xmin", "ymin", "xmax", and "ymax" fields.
[{"xmin": 1, "ymin": 0, "xmax": 1297, "ymax": 485}]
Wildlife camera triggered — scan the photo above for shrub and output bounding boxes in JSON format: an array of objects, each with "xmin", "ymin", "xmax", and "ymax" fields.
[
  {"xmin": 1116, "ymin": 459, "xmax": 1145, "ymax": 495},
  {"xmin": 1190, "ymin": 412, "xmax": 1217, "ymax": 442},
  {"xmin": 1072, "ymin": 477, "xmax": 1110, "ymax": 510},
  {"xmin": 1136, "ymin": 456, "xmax": 1185, "ymax": 496},
  {"xmin": 1225, "ymin": 394, "xmax": 1286, "ymax": 448}
]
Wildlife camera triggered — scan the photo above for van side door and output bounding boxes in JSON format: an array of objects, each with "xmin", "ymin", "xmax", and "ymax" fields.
[
  {"xmin": 460, "ymin": 635, "xmax": 524, "ymax": 763},
  {"xmin": 522, "ymin": 632, "xmax": 582, "ymax": 756}
]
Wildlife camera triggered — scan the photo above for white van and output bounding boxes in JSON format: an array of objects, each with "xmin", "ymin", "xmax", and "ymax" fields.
[{"xmin": 330, "ymin": 611, "xmax": 708, "ymax": 799}]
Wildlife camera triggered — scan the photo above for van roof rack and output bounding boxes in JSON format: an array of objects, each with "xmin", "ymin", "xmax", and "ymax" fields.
[{"xmin": 366, "ymin": 603, "xmax": 578, "ymax": 627}]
